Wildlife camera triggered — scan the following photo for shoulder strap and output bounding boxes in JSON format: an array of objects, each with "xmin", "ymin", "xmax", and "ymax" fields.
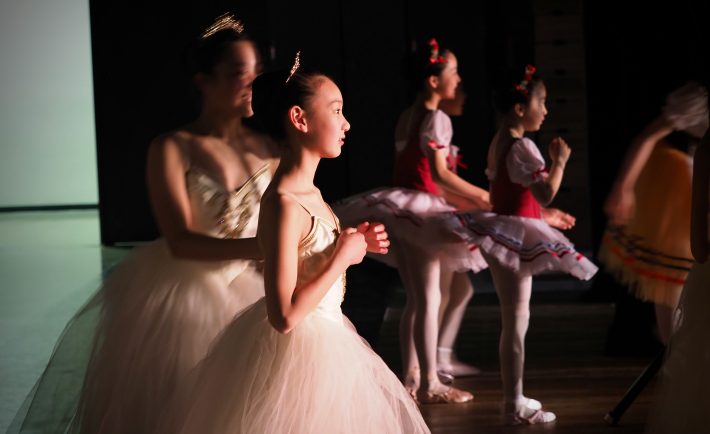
[{"xmin": 280, "ymin": 191, "xmax": 313, "ymax": 217}]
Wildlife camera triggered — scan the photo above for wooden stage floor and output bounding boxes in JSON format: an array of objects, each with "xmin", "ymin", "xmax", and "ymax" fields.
[{"xmin": 371, "ymin": 296, "xmax": 656, "ymax": 433}]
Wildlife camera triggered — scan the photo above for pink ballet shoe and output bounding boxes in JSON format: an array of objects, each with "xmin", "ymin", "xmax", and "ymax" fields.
[
  {"xmin": 417, "ymin": 386, "xmax": 474, "ymax": 404},
  {"xmin": 503, "ymin": 399, "xmax": 556, "ymax": 425}
]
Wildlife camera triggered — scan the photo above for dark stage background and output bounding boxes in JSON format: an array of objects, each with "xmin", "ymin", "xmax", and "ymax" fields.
[{"xmin": 90, "ymin": 0, "xmax": 709, "ymax": 256}]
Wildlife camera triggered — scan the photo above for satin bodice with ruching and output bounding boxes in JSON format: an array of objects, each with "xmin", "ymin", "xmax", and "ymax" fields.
[
  {"xmin": 286, "ymin": 197, "xmax": 347, "ymax": 324},
  {"xmin": 185, "ymin": 163, "xmax": 271, "ymax": 239}
]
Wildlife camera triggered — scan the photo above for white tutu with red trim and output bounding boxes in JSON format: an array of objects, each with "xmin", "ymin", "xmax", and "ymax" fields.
[
  {"xmin": 442, "ymin": 210, "xmax": 597, "ymax": 280},
  {"xmin": 333, "ymin": 187, "xmax": 487, "ymax": 273}
]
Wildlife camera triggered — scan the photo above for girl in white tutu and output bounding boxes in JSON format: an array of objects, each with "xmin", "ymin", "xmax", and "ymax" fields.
[
  {"xmin": 335, "ymin": 39, "xmax": 490, "ymax": 404},
  {"xmin": 74, "ymin": 14, "xmax": 281, "ymax": 434},
  {"xmin": 444, "ymin": 65, "xmax": 598, "ymax": 424},
  {"xmin": 157, "ymin": 54, "xmax": 430, "ymax": 434},
  {"xmin": 9, "ymin": 14, "xmax": 279, "ymax": 434},
  {"xmin": 646, "ymin": 102, "xmax": 710, "ymax": 434}
]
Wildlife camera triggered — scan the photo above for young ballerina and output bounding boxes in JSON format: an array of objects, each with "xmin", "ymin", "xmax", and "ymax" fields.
[
  {"xmin": 445, "ymin": 65, "xmax": 598, "ymax": 424},
  {"xmin": 8, "ymin": 14, "xmax": 279, "ymax": 434},
  {"xmin": 75, "ymin": 15, "xmax": 282, "ymax": 434},
  {"xmin": 156, "ymin": 55, "xmax": 430, "ymax": 434},
  {"xmin": 436, "ymin": 84, "xmax": 577, "ymax": 380},
  {"xmin": 646, "ymin": 111, "xmax": 709, "ymax": 434},
  {"xmin": 336, "ymin": 38, "xmax": 490, "ymax": 404},
  {"xmin": 600, "ymin": 81, "xmax": 708, "ymax": 345}
]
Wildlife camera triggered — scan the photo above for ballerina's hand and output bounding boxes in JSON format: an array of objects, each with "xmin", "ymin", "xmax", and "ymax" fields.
[
  {"xmin": 335, "ymin": 227, "xmax": 367, "ymax": 266},
  {"xmin": 549, "ymin": 137, "xmax": 571, "ymax": 166},
  {"xmin": 356, "ymin": 221, "xmax": 390, "ymax": 254},
  {"xmin": 472, "ymin": 193, "xmax": 492, "ymax": 211},
  {"xmin": 542, "ymin": 207, "xmax": 576, "ymax": 230}
]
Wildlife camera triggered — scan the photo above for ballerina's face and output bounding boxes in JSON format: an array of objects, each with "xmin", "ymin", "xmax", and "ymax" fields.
[
  {"xmin": 435, "ymin": 51, "xmax": 461, "ymax": 101},
  {"xmin": 302, "ymin": 76, "xmax": 350, "ymax": 158},
  {"xmin": 520, "ymin": 82, "xmax": 547, "ymax": 132},
  {"xmin": 200, "ymin": 40, "xmax": 259, "ymax": 117}
]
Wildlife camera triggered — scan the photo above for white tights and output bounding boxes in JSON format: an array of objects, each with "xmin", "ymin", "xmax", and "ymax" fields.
[
  {"xmin": 395, "ymin": 242, "xmax": 473, "ymax": 392},
  {"xmin": 438, "ymin": 270, "xmax": 474, "ymax": 350},
  {"xmin": 484, "ymin": 253, "xmax": 532, "ymax": 404}
]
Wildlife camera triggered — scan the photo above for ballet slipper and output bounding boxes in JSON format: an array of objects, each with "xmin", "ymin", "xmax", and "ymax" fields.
[
  {"xmin": 417, "ymin": 386, "xmax": 474, "ymax": 404},
  {"xmin": 503, "ymin": 398, "xmax": 556, "ymax": 425}
]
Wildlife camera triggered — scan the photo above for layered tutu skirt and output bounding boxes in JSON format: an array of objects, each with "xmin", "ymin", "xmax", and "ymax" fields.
[
  {"xmin": 443, "ymin": 211, "xmax": 598, "ymax": 280},
  {"xmin": 157, "ymin": 299, "xmax": 430, "ymax": 434},
  {"xmin": 334, "ymin": 187, "xmax": 487, "ymax": 272},
  {"xmin": 9, "ymin": 239, "xmax": 264, "ymax": 434},
  {"xmin": 75, "ymin": 240, "xmax": 264, "ymax": 434}
]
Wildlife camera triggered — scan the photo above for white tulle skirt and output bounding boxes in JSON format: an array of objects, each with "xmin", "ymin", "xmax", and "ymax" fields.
[
  {"xmin": 157, "ymin": 299, "xmax": 430, "ymax": 434},
  {"xmin": 75, "ymin": 239, "xmax": 264, "ymax": 434},
  {"xmin": 646, "ymin": 259, "xmax": 710, "ymax": 434},
  {"xmin": 334, "ymin": 187, "xmax": 487, "ymax": 272},
  {"xmin": 443, "ymin": 211, "xmax": 598, "ymax": 280}
]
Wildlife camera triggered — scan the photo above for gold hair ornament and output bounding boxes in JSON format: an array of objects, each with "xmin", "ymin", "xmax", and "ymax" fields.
[
  {"xmin": 201, "ymin": 13, "xmax": 244, "ymax": 39},
  {"xmin": 285, "ymin": 51, "xmax": 301, "ymax": 84}
]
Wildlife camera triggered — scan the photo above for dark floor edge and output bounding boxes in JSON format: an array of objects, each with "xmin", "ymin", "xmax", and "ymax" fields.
[{"xmin": 0, "ymin": 204, "xmax": 98, "ymax": 212}]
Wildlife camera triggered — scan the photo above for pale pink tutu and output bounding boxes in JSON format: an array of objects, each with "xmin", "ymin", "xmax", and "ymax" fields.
[
  {"xmin": 76, "ymin": 240, "xmax": 264, "ymax": 434},
  {"xmin": 443, "ymin": 210, "xmax": 598, "ymax": 280},
  {"xmin": 334, "ymin": 187, "xmax": 488, "ymax": 272},
  {"xmin": 157, "ymin": 299, "xmax": 430, "ymax": 434}
]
